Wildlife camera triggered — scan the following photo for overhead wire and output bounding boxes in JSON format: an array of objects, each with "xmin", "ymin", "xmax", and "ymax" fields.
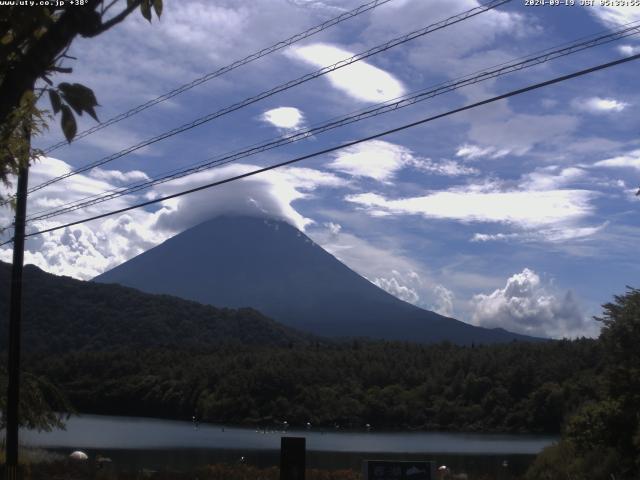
[
  {"xmin": 23, "ymin": 20, "xmax": 640, "ymax": 223},
  {"xmin": 11, "ymin": 0, "xmax": 511, "ymax": 203},
  {"xmin": 41, "ymin": 0, "xmax": 397, "ymax": 154},
  {"xmin": 2, "ymin": 51, "xmax": 637, "ymax": 246}
]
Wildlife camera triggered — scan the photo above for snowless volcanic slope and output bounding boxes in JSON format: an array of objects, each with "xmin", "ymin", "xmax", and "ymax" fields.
[{"xmin": 95, "ymin": 216, "xmax": 539, "ymax": 345}]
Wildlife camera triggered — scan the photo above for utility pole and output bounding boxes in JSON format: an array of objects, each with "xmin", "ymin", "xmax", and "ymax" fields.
[{"xmin": 4, "ymin": 133, "xmax": 30, "ymax": 480}]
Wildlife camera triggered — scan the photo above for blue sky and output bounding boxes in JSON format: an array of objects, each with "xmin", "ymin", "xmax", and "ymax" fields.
[{"xmin": 1, "ymin": 0, "xmax": 639, "ymax": 338}]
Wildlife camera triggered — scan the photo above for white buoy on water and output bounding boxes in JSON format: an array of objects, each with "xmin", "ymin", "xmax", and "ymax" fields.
[{"xmin": 69, "ymin": 451, "xmax": 88, "ymax": 461}]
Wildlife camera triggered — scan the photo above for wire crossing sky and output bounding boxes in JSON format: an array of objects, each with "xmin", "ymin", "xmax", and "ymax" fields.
[
  {"xmin": 6, "ymin": 50, "xmax": 638, "ymax": 244},
  {"xmin": 22, "ymin": 20, "xmax": 640, "ymax": 224},
  {"xmin": 2, "ymin": 0, "xmax": 639, "ymax": 339},
  {"xmin": 41, "ymin": 0, "xmax": 396, "ymax": 155},
  {"xmin": 16, "ymin": 0, "xmax": 511, "ymax": 200}
]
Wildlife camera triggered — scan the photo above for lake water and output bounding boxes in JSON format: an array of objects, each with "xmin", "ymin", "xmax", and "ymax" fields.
[{"xmin": 21, "ymin": 414, "xmax": 557, "ymax": 476}]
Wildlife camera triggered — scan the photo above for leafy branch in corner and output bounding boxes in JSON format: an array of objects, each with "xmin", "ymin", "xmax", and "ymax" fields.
[{"xmin": 0, "ymin": 0, "xmax": 163, "ymax": 202}]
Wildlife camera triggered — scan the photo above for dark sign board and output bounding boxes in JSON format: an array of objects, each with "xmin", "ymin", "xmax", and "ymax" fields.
[{"xmin": 363, "ymin": 460, "xmax": 435, "ymax": 480}]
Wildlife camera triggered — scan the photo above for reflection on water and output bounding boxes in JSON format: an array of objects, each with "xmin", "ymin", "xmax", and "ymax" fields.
[{"xmin": 22, "ymin": 414, "xmax": 556, "ymax": 477}]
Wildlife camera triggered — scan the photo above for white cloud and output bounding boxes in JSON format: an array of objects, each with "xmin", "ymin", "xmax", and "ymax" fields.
[
  {"xmin": 325, "ymin": 221, "xmax": 342, "ymax": 235},
  {"xmin": 456, "ymin": 144, "xmax": 509, "ymax": 160},
  {"xmin": 618, "ymin": 44, "xmax": 640, "ymax": 56},
  {"xmin": 520, "ymin": 166, "xmax": 587, "ymax": 190},
  {"xmin": 573, "ymin": 97, "xmax": 629, "ymax": 114},
  {"xmin": 587, "ymin": 5, "xmax": 640, "ymax": 28},
  {"xmin": 327, "ymin": 140, "xmax": 413, "ymax": 182},
  {"xmin": 471, "ymin": 222, "xmax": 608, "ymax": 244},
  {"xmin": 0, "ymin": 158, "xmax": 168, "ymax": 279},
  {"xmin": 371, "ymin": 271, "xmax": 459, "ymax": 315},
  {"xmin": 365, "ymin": 0, "xmax": 531, "ymax": 77},
  {"xmin": 90, "ymin": 168, "xmax": 151, "ymax": 183},
  {"xmin": 146, "ymin": 164, "xmax": 347, "ymax": 233},
  {"xmin": 470, "ymin": 268, "xmax": 594, "ymax": 338},
  {"xmin": 594, "ymin": 149, "xmax": 640, "ymax": 170},
  {"xmin": 432, "ymin": 284, "xmax": 455, "ymax": 317},
  {"xmin": 286, "ymin": 43, "xmax": 405, "ymax": 102},
  {"xmin": 412, "ymin": 158, "xmax": 478, "ymax": 176},
  {"xmin": 261, "ymin": 106, "xmax": 305, "ymax": 129},
  {"xmin": 327, "ymin": 140, "xmax": 475, "ymax": 182},
  {"xmin": 345, "ymin": 188, "xmax": 595, "ymax": 228},
  {"xmin": 373, "ymin": 276, "xmax": 420, "ymax": 304}
]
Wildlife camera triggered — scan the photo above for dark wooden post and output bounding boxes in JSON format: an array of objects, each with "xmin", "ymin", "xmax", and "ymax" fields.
[
  {"xmin": 4, "ymin": 145, "xmax": 30, "ymax": 480},
  {"xmin": 280, "ymin": 436, "xmax": 305, "ymax": 480}
]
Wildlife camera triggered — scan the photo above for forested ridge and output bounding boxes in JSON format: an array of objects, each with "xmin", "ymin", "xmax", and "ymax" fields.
[
  {"xmin": 25, "ymin": 338, "xmax": 601, "ymax": 434},
  {"xmin": 0, "ymin": 262, "xmax": 312, "ymax": 351}
]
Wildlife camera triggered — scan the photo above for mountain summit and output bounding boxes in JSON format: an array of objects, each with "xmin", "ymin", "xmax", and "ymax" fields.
[{"xmin": 95, "ymin": 216, "xmax": 536, "ymax": 344}]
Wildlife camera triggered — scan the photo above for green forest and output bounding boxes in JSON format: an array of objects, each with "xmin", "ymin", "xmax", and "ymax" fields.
[{"xmin": 25, "ymin": 338, "xmax": 600, "ymax": 434}]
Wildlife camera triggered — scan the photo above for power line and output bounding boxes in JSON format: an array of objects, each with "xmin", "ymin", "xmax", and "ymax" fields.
[
  {"xmin": 24, "ymin": 21, "xmax": 640, "ymax": 223},
  {"xmin": 15, "ymin": 0, "xmax": 511, "ymax": 202},
  {"xmin": 3, "ymin": 51, "xmax": 637, "ymax": 246},
  {"xmin": 41, "ymin": 0, "xmax": 396, "ymax": 155}
]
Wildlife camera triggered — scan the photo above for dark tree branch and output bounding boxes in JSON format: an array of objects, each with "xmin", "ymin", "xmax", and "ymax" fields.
[
  {"xmin": 85, "ymin": 0, "xmax": 143, "ymax": 38},
  {"xmin": 0, "ymin": 1, "xmax": 143, "ymax": 127},
  {"xmin": 101, "ymin": 0, "xmax": 121, "ymax": 16}
]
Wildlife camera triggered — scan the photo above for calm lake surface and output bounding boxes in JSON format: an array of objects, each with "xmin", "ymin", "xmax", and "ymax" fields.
[{"xmin": 21, "ymin": 414, "xmax": 557, "ymax": 476}]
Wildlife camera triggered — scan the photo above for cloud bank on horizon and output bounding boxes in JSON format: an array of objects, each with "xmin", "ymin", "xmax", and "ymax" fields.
[{"xmin": 1, "ymin": 0, "xmax": 639, "ymax": 339}]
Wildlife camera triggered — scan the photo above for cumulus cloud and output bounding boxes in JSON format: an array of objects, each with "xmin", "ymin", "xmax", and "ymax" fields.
[
  {"xmin": 470, "ymin": 268, "xmax": 593, "ymax": 338},
  {"xmin": 0, "ymin": 214, "xmax": 163, "ymax": 280},
  {"xmin": 373, "ymin": 275, "xmax": 420, "ymax": 304},
  {"xmin": 261, "ymin": 106, "xmax": 305, "ymax": 129},
  {"xmin": 432, "ymin": 284, "xmax": 455, "ymax": 317},
  {"xmin": 594, "ymin": 149, "xmax": 640, "ymax": 170},
  {"xmin": 286, "ymin": 43, "xmax": 405, "ymax": 102},
  {"xmin": 572, "ymin": 97, "xmax": 629, "ymax": 114},
  {"xmin": 0, "ymin": 157, "xmax": 165, "ymax": 279},
  {"xmin": 345, "ymin": 188, "xmax": 595, "ymax": 229},
  {"xmin": 325, "ymin": 221, "xmax": 342, "ymax": 235}
]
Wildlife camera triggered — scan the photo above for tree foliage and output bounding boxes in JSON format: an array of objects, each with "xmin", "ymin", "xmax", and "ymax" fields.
[
  {"xmin": 0, "ymin": 367, "xmax": 72, "ymax": 432},
  {"xmin": 25, "ymin": 339, "xmax": 602, "ymax": 434},
  {"xmin": 527, "ymin": 287, "xmax": 640, "ymax": 480},
  {"xmin": 0, "ymin": 0, "xmax": 162, "ymax": 196}
]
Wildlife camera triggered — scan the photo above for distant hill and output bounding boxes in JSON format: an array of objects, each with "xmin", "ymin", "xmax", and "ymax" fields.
[
  {"xmin": 95, "ymin": 216, "xmax": 540, "ymax": 345},
  {"xmin": 0, "ymin": 261, "xmax": 311, "ymax": 353}
]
